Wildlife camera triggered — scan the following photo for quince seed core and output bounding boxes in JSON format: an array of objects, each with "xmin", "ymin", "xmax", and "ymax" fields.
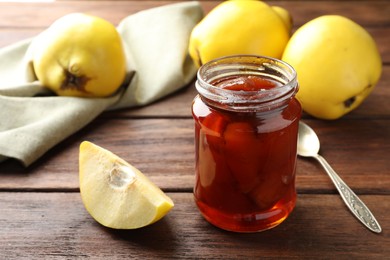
[{"xmin": 109, "ymin": 164, "xmax": 136, "ymax": 189}]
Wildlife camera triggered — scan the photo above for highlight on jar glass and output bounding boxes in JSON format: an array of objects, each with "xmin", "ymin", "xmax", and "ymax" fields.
[{"xmin": 191, "ymin": 55, "xmax": 302, "ymax": 232}]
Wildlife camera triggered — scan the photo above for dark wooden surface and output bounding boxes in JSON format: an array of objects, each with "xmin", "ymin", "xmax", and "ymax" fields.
[{"xmin": 0, "ymin": 1, "xmax": 389, "ymax": 259}]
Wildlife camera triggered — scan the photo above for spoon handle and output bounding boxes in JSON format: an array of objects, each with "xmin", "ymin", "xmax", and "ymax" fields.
[{"xmin": 314, "ymin": 154, "xmax": 382, "ymax": 233}]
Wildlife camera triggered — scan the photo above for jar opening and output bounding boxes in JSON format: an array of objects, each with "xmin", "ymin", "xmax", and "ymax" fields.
[{"xmin": 196, "ymin": 55, "xmax": 298, "ymax": 112}]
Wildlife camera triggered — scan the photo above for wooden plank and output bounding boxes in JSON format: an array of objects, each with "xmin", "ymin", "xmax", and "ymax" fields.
[
  {"xmin": 0, "ymin": 1, "xmax": 388, "ymax": 258},
  {"xmin": 0, "ymin": 1, "xmax": 388, "ymax": 29},
  {"xmin": 280, "ymin": 0, "xmax": 390, "ymax": 27},
  {"xmin": 1, "ymin": 27, "xmax": 388, "ymax": 62},
  {"xmin": 105, "ymin": 65, "xmax": 390, "ymax": 119},
  {"xmin": 368, "ymin": 28, "xmax": 390, "ymax": 63},
  {"xmin": 0, "ymin": 192, "xmax": 388, "ymax": 259},
  {"xmin": 0, "ymin": 118, "xmax": 389, "ymax": 193},
  {"xmin": 298, "ymin": 118, "xmax": 390, "ymax": 194},
  {"xmin": 0, "ymin": 1, "xmax": 176, "ymax": 28}
]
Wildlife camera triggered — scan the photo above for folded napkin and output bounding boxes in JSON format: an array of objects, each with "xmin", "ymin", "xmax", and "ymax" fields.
[{"xmin": 0, "ymin": 1, "xmax": 203, "ymax": 166}]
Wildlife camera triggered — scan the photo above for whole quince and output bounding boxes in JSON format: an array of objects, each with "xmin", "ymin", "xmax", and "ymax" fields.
[
  {"xmin": 31, "ymin": 13, "xmax": 127, "ymax": 97},
  {"xmin": 282, "ymin": 15, "xmax": 382, "ymax": 119},
  {"xmin": 189, "ymin": 0, "xmax": 291, "ymax": 67}
]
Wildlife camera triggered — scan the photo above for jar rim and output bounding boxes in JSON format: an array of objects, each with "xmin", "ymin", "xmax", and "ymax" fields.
[{"xmin": 196, "ymin": 55, "xmax": 298, "ymax": 111}]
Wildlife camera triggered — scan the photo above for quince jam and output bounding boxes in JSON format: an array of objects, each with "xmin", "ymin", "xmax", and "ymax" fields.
[{"xmin": 192, "ymin": 73, "xmax": 301, "ymax": 232}]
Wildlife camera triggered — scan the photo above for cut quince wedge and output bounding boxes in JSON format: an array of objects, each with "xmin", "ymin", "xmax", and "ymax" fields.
[{"xmin": 79, "ymin": 141, "xmax": 174, "ymax": 229}]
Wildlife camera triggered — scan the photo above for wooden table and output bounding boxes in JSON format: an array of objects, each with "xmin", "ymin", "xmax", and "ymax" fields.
[{"xmin": 1, "ymin": 1, "xmax": 389, "ymax": 259}]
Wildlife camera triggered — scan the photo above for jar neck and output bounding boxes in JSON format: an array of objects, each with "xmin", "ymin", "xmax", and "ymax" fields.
[{"xmin": 196, "ymin": 55, "xmax": 298, "ymax": 112}]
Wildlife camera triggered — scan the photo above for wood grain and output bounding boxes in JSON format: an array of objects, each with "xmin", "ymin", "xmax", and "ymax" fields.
[
  {"xmin": 0, "ymin": 1, "xmax": 389, "ymax": 259},
  {"xmin": 0, "ymin": 118, "xmax": 389, "ymax": 194},
  {"xmin": 0, "ymin": 1, "xmax": 388, "ymax": 28},
  {"xmin": 1, "ymin": 2, "xmax": 389, "ymax": 65},
  {"xmin": 0, "ymin": 192, "xmax": 388, "ymax": 259},
  {"xmin": 105, "ymin": 66, "xmax": 390, "ymax": 119}
]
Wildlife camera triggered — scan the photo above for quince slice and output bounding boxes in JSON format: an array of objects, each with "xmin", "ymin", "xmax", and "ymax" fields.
[{"xmin": 79, "ymin": 141, "xmax": 174, "ymax": 229}]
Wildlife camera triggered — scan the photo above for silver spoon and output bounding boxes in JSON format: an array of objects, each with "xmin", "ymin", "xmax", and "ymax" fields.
[{"xmin": 297, "ymin": 121, "xmax": 382, "ymax": 233}]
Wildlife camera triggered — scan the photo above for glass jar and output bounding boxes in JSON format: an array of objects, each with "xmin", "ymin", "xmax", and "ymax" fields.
[{"xmin": 191, "ymin": 55, "xmax": 301, "ymax": 232}]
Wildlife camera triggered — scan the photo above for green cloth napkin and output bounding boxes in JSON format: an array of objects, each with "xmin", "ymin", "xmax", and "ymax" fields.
[{"xmin": 0, "ymin": 1, "xmax": 203, "ymax": 166}]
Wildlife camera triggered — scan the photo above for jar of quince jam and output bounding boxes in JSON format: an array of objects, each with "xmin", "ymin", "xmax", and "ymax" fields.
[{"xmin": 191, "ymin": 55, "xmax": 301, "ymax": 232}]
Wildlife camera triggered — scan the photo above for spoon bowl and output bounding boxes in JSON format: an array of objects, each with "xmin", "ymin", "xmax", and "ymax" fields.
[
  {"xmin": 298, "ymin": 122, "xmax": 320, "ymax": 157},
  {"xmin": 297, "ymin": 121, "xmax": 382, "ymax": 233}
]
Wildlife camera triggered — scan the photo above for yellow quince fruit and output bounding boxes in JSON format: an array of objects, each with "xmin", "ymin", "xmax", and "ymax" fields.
[
  {"xmin": 79, "ymin": 141, "xmax": 174, "ymax": 229},
  {"xmin": 282, "ymin": 15, "xmax": 382, "ymax": 120},
  {"xmin": 271, "ymin": 6, "xmax": 293, "ymax": 34},
  {"xmin": 31, "ymin": 13, "xmax": 127, "ymax": 97},
  {"xmin": 189, "ymin": 0, "xmax": 291, "ymax": 67}
]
